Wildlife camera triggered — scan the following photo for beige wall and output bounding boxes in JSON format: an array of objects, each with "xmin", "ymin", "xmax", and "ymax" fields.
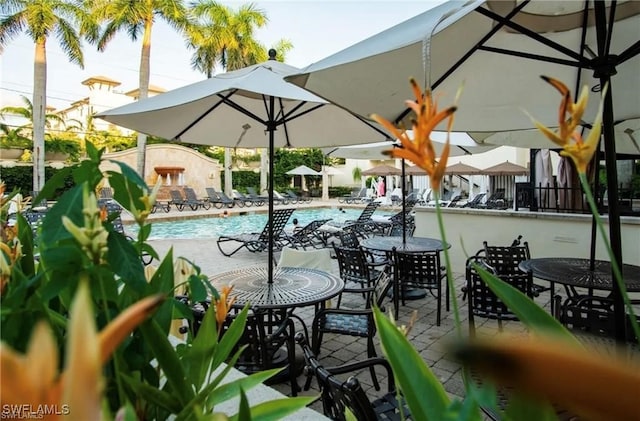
[
  {"xmin": 101, "ymin": 144, "xmax": 222, "ymax": 197},
  {"xmin": 414, "ymin": 206, "xmax": 640, "ymax": 271}
]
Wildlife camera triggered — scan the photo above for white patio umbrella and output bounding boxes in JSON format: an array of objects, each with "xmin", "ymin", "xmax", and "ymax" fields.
[
  {"xmin": 96, "ymin": 51, "xmax": 391, "ymax": 282},
  {"xmin": 286, "ymin": 165, "xmax": 321, "ymax": 192},
  {"xmin": 289, "ymin": 0, "xmax": 640, "ymax": 340}
]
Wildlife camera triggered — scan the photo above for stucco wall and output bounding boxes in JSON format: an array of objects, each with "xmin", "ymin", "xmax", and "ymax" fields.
[
  {"xmin": 101, "ymin": 144, "xmax": 222, "ymax": 198},
  {"xmin": 414, "ymin": 206, "xmax": 640, "ymax": 271}
]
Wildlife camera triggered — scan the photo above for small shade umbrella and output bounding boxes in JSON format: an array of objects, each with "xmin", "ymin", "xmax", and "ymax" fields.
[
  {"xmin": 289, "ymin": 0, "xmax": 639, "ymax": 340},
  {"xmin": 286, "ymin": 165, "xmax": 321, "ymax": 192},
  {"xmin": 445, "ymin": 162, "xmax": 483, "ymax": 176},
  {"xmin": 361, "ymin": 164, "xmax": 403, "ymax": 176},
  {"xmin": 482, "ymin": 161, "xmax": 529, "ymax": 176},
  {"xmin": 96, "ymin": 51, "xmax": 391, "ymax": 283}
]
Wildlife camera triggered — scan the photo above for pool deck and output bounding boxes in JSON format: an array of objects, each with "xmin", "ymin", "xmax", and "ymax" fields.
[{"xmin": 143, "ymin": 198, "xmax": 555, "ymax": 418}]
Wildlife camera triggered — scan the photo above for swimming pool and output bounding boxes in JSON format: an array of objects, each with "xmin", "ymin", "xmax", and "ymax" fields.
[{"xmin": 132, "ymin": 207, "xmax": 386, "ymax": 240}]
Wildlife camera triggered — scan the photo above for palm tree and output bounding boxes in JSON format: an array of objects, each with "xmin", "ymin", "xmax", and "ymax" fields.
[
  {"xmin": 0, "ymin": 0, "xmax": 97, "ymax": 191},
  {"xmin": 185, "ymin": 1, "xmax": 292, "ymax": 194},
  {"xmin": 93, "ymin": 0, "xmax": 189, "ymax": 179},
  {"xmin": 0, "ymin": 95, "xmax": 67, "ymax": 131}
]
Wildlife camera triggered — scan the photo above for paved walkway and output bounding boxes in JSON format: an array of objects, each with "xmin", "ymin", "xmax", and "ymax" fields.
[{"xmin": 147, "ymin": 226, "xmax": 554, "ymax": 417}]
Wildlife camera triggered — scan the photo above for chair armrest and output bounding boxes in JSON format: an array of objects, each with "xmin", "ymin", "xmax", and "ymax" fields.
[{"xmin": 326, "ymin": 357, "xmax": 395, "ymax": 393}]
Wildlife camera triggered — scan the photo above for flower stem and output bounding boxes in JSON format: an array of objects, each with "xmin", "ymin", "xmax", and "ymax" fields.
[
  {"xmin": 435, "ymin": 195, "xmax": 462, "ymax": 338},
  {"xmin": 579, "ymin": 173, "xmax": 640, "ymax": 341}
]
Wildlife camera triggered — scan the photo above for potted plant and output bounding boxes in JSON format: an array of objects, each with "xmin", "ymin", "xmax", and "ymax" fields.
[
  {"xmin": 0, "ymin": 124, "xmax": 32, "ymax": 159},
  {"xmin": 44, "ymin": 134, "xmax": 81, "ymax": 161}
]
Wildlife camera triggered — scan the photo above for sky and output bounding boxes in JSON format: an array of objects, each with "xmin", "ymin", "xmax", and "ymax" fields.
[{"xmin": 0, "ymin": 0, "xmax": 445, "ymax": 110}]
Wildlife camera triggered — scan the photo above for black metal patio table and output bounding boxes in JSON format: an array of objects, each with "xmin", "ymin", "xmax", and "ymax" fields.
[
  {"xmin": 359, "ymin": 236, "xmax": 449, "ymax": 254},
  {"xmin": 519, "ymin": 258, "xmax": 640, "ymax": 293},
  {"xmin": 209, "ymin": 266, "xmax": 344, "ymax": 310}
]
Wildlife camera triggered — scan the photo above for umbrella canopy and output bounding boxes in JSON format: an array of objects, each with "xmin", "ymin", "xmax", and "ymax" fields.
[
  {"xmin": 324, "ymin": 133, "xmax": 498, "ymax": 159},
  {"xmin": 96, "ymin": 51, "xmax": 391, "ymax": 283},
  {"xmin": 289, "ymin": 0, "xmax": 639, "ymax": 340},
  {"xmin": 286, "ymin": 165, "xmax": 321, "ymax": 176},
  {"xmin": 97, "ymin": 57, "xmax": 390, "ymax": 149},
  {"xmin": 445, "ymin": 162, "xmax": 483, "ymax": 176},
  {"xmin": 483, "ymin": 161, "xmax": 529, "ymax": 176},
  {"xmin": 361, "ymin": 164, "xmax": 403, "ymax": 176}
]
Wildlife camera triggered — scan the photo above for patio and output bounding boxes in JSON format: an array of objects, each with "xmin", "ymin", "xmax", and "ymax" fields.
[{"xmin": 148, "ymin": 232, "xmax": 551, "ymax": 416}]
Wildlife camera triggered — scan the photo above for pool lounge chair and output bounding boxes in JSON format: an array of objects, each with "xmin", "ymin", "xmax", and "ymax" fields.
[
  {"xmin": 217, "ymin": 208, "xmax": 295, "ymax": 257},
  {"xmin": 233, "ymin": 189, "xmax": 264, "ymax": 207},
  {"xmin": 282, "ymin": 218, "xmax": 332, "ymax": 250},
  {"xmin": 183, "ymin": 187, "xmax": 212, "ymax": 210},
  {"xmin": 326, "ymin": 202, "xmax": 380, "ymax": 238},
  {"xmin": 205, "ymin": 187, "xmax": 235, "ymax": 208},
  {"xmin": 286, "ymin": 190, "xmax": 312, "ymax": 204}
]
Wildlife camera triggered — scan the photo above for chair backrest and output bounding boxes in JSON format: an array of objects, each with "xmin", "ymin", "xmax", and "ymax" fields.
[
  {"xmin": 483, "ymin": 238, "xmax": 531, "ymax": 275},
  {"xmin": 205, "ymin": 187, "xmax": 219, "ymax": 200},
  {"xmin": 99, "ymin": 187, "xmax": 114, "ymax": 200},
  {"xmin": 290, "ymin": 218, "xmax": 330, "ymax": 241},
  {"xmin": 102, "ymin": 201, "xmax": 126, "ymax": 234},
  {"xmin": 170, "ymin": 190, "xmax": 185, "ymax": 202},
  {"xmin": 338, "ymin": 228, "xmax": 360, "ymax": 248},
  {"xmin": 183, "ymin": 187, "xmax": 199, "ymax": 201},
  {"xmin": 333, "ymin": 246, "xmax": 374, "ymax": 291},
  {"xmin": 296, "ymin": 334, "xmax": 385, "ymax": 421},
  {"xmin": 466, "ymin": 253, "xmax": 534, "ymax": 322},
  {"xmin": 246, "ymin": 187, "xmax": 261, "ymax": 197},
  {"xmin": 394, "ymin": 249, "xmax": 443, "ymax": 289},
  {"xmin": 257, "ymin": 208, "xmax": 294, "ymax": 243},
  {"xmin": 356, "ymin": 202, "xmax": 378, "ymax": 223}
]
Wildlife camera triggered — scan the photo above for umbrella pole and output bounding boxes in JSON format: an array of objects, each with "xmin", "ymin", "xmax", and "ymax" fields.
[
  {"xmin": 268, "ymin": 96, "xmax": 276, "ymax": 284},
  {"xmin": 594, "ymin": 0, "xmax": 624, "ymax": 342},
  {"xmin": 401, "ymin": 160, "xmax": 407, "ymax": 245}
]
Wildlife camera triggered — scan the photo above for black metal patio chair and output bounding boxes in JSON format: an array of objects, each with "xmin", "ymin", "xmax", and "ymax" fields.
[
  {"xmin": 296, "ymin": 333, "xmax": 410, "ymax": 421},
  {"xmin": 310, "ymin": 267, "xmax": 393, "ymax": 390},
  {"xmin": 393, "ymin": 249, "xmax": 447, "ymax": 325},
  {"xmin": 465, "ymin": 251, "xmax": 534, "ymax": 336},
  {"xmin": 216, "ymin": 208, "xmax": 294, "ymax": 257}
]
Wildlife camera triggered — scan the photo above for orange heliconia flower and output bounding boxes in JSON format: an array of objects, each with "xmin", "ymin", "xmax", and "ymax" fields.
[
  {"xmin": 214, "ymin": 285, "xmax": 236, "ymax": 334},
  {"xmin": 531, "ymin": 76, "xmax": 606, "ymax": 174},
  {"xmin": 371, "ymin": 78, "xmax": 457, "ymax": 191}
]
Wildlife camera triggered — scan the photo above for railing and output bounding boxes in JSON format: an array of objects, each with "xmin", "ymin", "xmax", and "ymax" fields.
[{"xmin": 515, "ymin": 183, "xmax": 591, "ymax": 214}]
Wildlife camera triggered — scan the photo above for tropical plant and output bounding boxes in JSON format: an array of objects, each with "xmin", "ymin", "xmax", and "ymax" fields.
[
  {"xmin": 370, "ymin": 77, "xmax": 640, "ymax": 420},
  {"xmin": 0, "ymin": 142, "xmax": 313, "ymax": 419},
  {"xmin": 92, "ymin": 0, "xmax": 189, "ymax": 179},
  {"xmin": 0, "ymin": 0, "xmax": 98, "ymax": 192},
  {"xmin": 352, "ymin": 166, "xmax": 362, "ymax": 182},
  {"xmin": 0, "ymin": 124, "xmax": 31, "ymax": 149},
  {"xmin": 44, "ymin": 134, "xmax": 82, "ymax": 161}
]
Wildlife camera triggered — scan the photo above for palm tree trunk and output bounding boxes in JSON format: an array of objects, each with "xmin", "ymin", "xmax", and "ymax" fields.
[
  {"xmin": 136, "ymin": 17, "xmax": 153, "ymax": 180},
  {"xmin": 32, "ymin": 40, "xmax": 47, "ymax": 192}
]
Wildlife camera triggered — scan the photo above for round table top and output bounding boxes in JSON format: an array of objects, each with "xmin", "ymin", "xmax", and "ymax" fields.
[
  {"xmin": 209, "ymin": 266, "xmax": 344, "ymax": 310},
  {"xmin": 519, "ymin": 257, "xmax": 640, "ymax": 292},
  {"xmin": 360, "ymin": 236, "xmax": 449, "ymax": 253}
]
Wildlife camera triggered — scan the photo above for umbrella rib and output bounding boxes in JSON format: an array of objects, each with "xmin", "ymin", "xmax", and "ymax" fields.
[
  {"xmin": 221, "ymin": 93, "xmax": 268, "ymax": 126},
  {"xmin": 394, "ymin": 1, "xmax": 529, "ymax": 124},
  {"xmin": 475, "ymin": 6, "xmax": 588, "ymax": 63},
  {"xmin": 477, "ymin": 46, "xmax": 587, "ymax": 68},
  {"xmin": 617, "ymin": 40, "xmax": 640, "ymax": 65},
  {"xmin": 277, "ymin": 97, "xmax": 293, "ymax": 148},
  {"xmin": 175, "ymin": 91, "xmax": 233, "ymax": 140}
]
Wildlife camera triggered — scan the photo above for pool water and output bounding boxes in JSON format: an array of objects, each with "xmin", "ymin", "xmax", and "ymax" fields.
[{"xmin": 133, "ymin": 207, "xmax": 386, "ymax": 240}]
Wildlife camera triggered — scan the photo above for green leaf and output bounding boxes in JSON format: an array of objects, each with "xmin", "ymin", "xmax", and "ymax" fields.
[
  {"xmin": 140, "ymin": 320, "xmax": 194, "ymax": 405},
  {"xmin": 120, "ymin": 373, "xmax": 182, "ymax": 414},
  {"xmin": 229, "ymin": 397, "xmax": 316, "ymax": 421},
  {"xmin": 186, "ymin": 303, "xmax": 221, "ymax": 389},
  {"xmin": 374, "ymin": 306, "xmax": 450, "ymax": 419},
  {"xmin": 34, "ymin": 166, "xmax": 74, "ymax": 206},
  {"xmin": 236, "ymin": 389, "xmax": 252, "ymax": 421},
  {"xmin": 504, "ymin": 393, "xmax": 558, "ymax": 421},
  {"xmin": 188, "ymin": 276, "xmax": 208, "ymax": 303},
  {"xmin": 212, "ymin": 306, "xmax": 249, "ymax": 369},
  {"xmin": 206, "ymin": 369, "xmax": 282, "ymax": 408},
  {"xmin": 107, "ymin": 232, "xmax": 146, "ymax": 292},
  {"xmin": 474, "ymin": 264, "xmax": 578, "ymax": 343}
]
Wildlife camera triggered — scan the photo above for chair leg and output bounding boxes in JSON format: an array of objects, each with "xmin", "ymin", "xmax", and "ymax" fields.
[
  {"xmin": 367, "ymin": 337, "xmax": 381, "ymax": 391},
  {"xmin": 436, "ymin": 284, "xmax": 442, "ymax": 326}
]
